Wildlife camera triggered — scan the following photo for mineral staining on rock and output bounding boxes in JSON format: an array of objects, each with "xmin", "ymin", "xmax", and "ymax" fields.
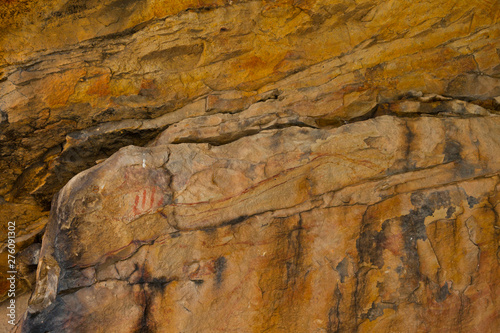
[
  {"xmin": 0, "ymin": 0, "xmax": 499, "ymax": 332},
  {"xmin": 17, "ymin": 115, "xmax": 500, "ymax": 332},
  {"xmin": 1, "ymin": 0, "xmax": 499, "ymax": 209}
]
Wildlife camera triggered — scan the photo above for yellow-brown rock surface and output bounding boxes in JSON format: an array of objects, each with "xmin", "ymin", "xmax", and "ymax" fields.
[
  {"xmin": 15, "ymin": 115, "xmax": 500, "ymax": 332},
  {"xmin": 0, "ymin": 0, "xmax": 499, "ymax": 332}
]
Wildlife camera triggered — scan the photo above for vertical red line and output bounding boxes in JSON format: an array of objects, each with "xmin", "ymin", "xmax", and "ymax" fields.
[
  {"xmin": 133, "ymin": 195, "xmax": 140, "ymax": 215},
  {"xmin": 149, "ymin": 187, "xmax": 156, "ymax": 210},
  {"xmin": 142, "ymin": 189, "xmax": 147, "ymax": 209}
]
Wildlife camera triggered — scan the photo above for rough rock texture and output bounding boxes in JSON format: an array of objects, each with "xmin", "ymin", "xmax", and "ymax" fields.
[
  {"xmin": 0, "ymin": 0, "xmax": 500, "ymax": 331},
  {"xmin": 17, "ymin": 114, "xmax": 500, "ymax": 332}
]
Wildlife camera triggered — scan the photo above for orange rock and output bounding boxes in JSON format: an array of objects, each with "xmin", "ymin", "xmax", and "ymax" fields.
[{"xmin": 0, "ymin": 0, "xmax": 500, "ymax": 331}]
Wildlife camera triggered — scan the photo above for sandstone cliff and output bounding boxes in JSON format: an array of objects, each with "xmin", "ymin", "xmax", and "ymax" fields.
[{"xmin": 1, "ymin": 0, "xmax": 499, "ymax": 332}]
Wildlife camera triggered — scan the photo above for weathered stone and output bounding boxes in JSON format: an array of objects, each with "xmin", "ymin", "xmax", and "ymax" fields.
[
  {"xmin": 1, "ymin": 0, "xmax": 500, "ymax": 331},
  {"xmin": 1, "ymin": 0, "xmax": 500, "ymax": 210},
  {"xmin": 14, "ymin": 114, "xmax": 500, "ymax": 332}
]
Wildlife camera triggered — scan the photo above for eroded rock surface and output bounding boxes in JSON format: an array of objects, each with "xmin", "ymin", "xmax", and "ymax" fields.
[
  {"xmin": 1, "ymin": 0, "xmax": 500, "ymax": 221},
  {"xmin": 15, "ymin": 114, "xmax": 500, "ymax": 332},
  {"xmin": 0, "ymin": 0, "xmax": 500, "ymax": 331}
]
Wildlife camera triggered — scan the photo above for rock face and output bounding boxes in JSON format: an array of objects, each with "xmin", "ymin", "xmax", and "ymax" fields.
[
  {"xmin": 0, "ymin": 0, "xmax": 499, "ymax": 332},
  {"xmin": 16, "ymin": 114, "xmax": 500, "ymax": 332}
]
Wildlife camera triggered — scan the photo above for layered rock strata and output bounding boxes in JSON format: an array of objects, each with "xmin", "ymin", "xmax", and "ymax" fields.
[
  {"xmin": 0, "ymin": 0, "xmax": 499, "ymax": 332},
  {"xmin": 16, "ymin": 111, "xmax": 500, "ymax": 332}
]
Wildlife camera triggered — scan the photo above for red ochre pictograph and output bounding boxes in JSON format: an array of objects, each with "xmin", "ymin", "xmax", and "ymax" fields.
[
  {"xmin": 129, "ymin": 186, "xmax": 164, "ymax": 219},
  {"xmin": 114, "ymin": 168, "xmax": 170, "ymax": 223}
]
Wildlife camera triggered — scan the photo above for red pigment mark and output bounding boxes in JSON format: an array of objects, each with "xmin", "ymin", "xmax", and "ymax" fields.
[
  {"xmin": 133, "ymin": 194, "xmax": 140, "ymax": 215},
  {"xmin": 187, "ymin": 260, "xmax": 216, "ymax": 280},
  {"xmin": 142, "ymin": 189, "xmax": 147, "ymax": 209},
  {"xmin": 130, "ymin": 186, "xmax": 164, "ymax": 218},
  {"xmin": 150, "ymin": 187, "xmax": 156, "ymax": 209}
]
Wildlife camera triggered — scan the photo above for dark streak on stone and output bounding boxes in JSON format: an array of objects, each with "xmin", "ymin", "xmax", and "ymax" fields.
[
  {"xmin": 401, "ymin": 209, "xmax": 430, "ymax": 270},
  {"xmin": 148, "ymin": 277, "xmax": 170, "ymax": 292},
  {"xmin": 436, "ymin": 283, "xmax": 450, "ymax": 303},
  {"xmin": 214, "ymin": 256, "xmax": 227, "ymax": 286},
  {"xmin": 398, "ymin": 191, "xmax": 452, "ymax": 291},
  {"xmin": 458, "ymin": 161, "xmax": 476, "ymax": 178},
  {"xmin": 15, "ymin": 296, "xmax": 69, "ymax": 333},
  {"xmin": 443, "ymin": 140, "xmax": 462, "ymax": 163},
  {"xmin": 285, "ymin": 217, "xmax": 304, "ymax": 286},
  {"xmin": 137, "ymin": 289, "xmax": 152, "ymax": 333},
  {"xmin": 404, "ymin": 121, "xmax": 416, "ymax": 171},
  {"xmin": 327, "ymin": 285, "xmax": 342, "ymax": 333},
  {"xmin": 0, "ymin": 109, "xmax": 8, "ymax": 125},
  {"xmin": 225, "ymin": 215, "xmax": 249, "ymax": 226},
  {"xmin": 363, "ymin": 302, "xmax": 397, "ymax": 321},
  {"xmin": 201, "ymin": 226, "xmax": 217, "ymax": 234},
  {"xmin": 467, "ymin": 195, "xmax": 479, "ymax": 208},
  {"xmin": 357, "ymin": 219, "xmax": 390, "ymax": 269},
  {"xmin": 135, "ymin": 277, "xmax": 172, "ymax": 332},
  {"xmin": 336, "ymin": 257, "xmax": 349, "ymax": 283},
  {"xmin": 446, "ymin": 206, "xmax": 456, "ymax": 218}
]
